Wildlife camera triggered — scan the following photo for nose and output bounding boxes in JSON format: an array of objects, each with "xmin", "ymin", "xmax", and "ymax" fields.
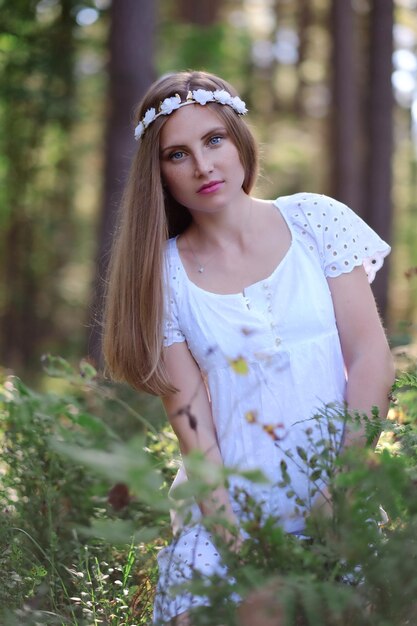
[{"xmin": 193, "ymin": 150, "xmax": 213, "ymax": 177}]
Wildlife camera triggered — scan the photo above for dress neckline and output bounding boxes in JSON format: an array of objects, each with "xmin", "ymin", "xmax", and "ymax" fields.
[{"xmin": 172, "ymin": 197, "xmax": 294, "ymax": 297}]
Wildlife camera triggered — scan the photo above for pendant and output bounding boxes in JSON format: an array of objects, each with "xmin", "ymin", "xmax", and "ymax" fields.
[{"xmin": 198, "ymin": 266, "xmax": 204, "ymax": 273}]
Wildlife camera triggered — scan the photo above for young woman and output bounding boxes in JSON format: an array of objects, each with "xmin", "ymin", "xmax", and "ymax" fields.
[{"xmin": 103, "ymin": 70, "xmax": 395, "ymax": 625}]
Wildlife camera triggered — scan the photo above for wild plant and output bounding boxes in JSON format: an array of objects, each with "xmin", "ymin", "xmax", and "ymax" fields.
[
  {"xmin": 2, "ymin": 355, "xmax": 417, "ymax": 625},
  {"xmin": 0, "ymin": 357, "xmax": 171, "ymax": 624}
]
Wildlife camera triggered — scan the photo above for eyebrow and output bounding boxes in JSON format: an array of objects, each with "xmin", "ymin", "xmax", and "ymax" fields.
[{"xmin": 160, "ymin": 126, "xmax": 228, "ymax": 155}]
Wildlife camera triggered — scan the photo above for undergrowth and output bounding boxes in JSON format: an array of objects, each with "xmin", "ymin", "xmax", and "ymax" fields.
[{"xmin": 0, "ymin": 355, "xmax": 417, "ymax": 625}]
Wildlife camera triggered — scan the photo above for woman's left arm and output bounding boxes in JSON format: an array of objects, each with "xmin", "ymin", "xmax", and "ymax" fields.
[{"xmin": 328, "ymin": 265, "xmax": 396, "ymax": 449}]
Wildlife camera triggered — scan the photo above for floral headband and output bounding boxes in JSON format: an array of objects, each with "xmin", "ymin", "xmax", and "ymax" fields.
[{"xmin": 134, "ymin": 88, "xmax": 248, "ymax": 141}]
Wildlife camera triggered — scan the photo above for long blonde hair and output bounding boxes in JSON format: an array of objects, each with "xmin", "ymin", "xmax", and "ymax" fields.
[{"xmin": 103, "ymin": 71, "xmax": 259, "ymax": 395}]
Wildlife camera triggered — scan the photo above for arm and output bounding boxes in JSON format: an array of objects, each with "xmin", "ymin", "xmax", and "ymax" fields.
[
  {"xmin": 328, "ymin": 265, "xmax": 395, "ymax": 448},
  {"xmin": 162, "ymin": 341, "xmax": 241, "ymax": 543}
]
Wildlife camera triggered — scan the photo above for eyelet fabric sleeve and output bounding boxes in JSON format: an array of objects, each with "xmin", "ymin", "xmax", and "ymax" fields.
[
  {"xmin": 281, "ymin": 193, "xmax": 391, "ymax": 284},
  {"xmin": 163, "ymin": 239, "xmax": 186, "ymax": 347}
]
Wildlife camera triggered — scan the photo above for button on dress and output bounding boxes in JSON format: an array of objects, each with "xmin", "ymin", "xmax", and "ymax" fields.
[{"xmin": 153, "ymin": 193, "xmax": 391, "ymax": 623}]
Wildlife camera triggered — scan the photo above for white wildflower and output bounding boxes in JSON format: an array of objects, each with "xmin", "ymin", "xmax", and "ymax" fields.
[
  {"xmin": 192, "ymin": 89, "xmax": 215, "ymax": 105},
  {"xmin": 143, "ymin": 107, "xmax": 156, "ymax": 127},
  {"xmin": 160, "ymin": 94, "xmax": 182, "ymax": 115},
  {"xmin": 134, "ymin": 122, "xmax": 144, "ymax": 141},
  {"xmin": 213, "ymin": 89, "xmax": 232, "ymax": 105},
  {"xmin": 230, "ymin": 96, "xmax": 248, "ymax": 114}
]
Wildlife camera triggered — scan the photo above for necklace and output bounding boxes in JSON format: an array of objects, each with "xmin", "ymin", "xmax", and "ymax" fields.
[
  {"xmin": 185, "ymin": 234, "xmax": 214, "ymax": 273},
  {"xmin": 185, "ymin": 198, "xmax": 254, "ymax": 274}
]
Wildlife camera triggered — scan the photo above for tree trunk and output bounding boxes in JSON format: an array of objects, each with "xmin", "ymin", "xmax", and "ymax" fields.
[
  {"xmin": 1, "ymin": 0, "xmax": 76, "ymax": 373},
  {"xmin": 178, "ymin": 0, "xmax": 222, "ymax": 25},
  {"xmin": 88, "ymin": 0, "xmax": 156, "ymax": 366},
  {"xmin": 363, "ymin": 0, "xmax": 394, "ymax": 319},
  {"xmin": 329, "ymin": 0, "xmax": 360, "ymax": 210},
  {"xmin": 329, "ymin": 0, "xmax": 393, "ymax": 320},
  {"xmin": 295, "ymin": 0, "xmax": 312, "ymax": 116}
]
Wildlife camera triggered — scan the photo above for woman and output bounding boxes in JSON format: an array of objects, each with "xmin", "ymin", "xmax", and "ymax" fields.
[{"xmin": 103, "ymin": 70, "xmax": 395, "ymax": 625}]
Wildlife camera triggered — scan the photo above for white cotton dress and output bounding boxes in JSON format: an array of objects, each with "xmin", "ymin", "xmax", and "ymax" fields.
[{"xmin": 153, "ymin": 193, "xmax": 391, "ymax": 624}]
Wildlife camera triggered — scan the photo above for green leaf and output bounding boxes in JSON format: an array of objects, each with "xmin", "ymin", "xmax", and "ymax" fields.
[
  {"xmin": 296, "ymin": 446, "xmax": 308, "ymax": 461},
  {"xmin": 310, "ymin": 469, "xmax": 323, "ymax": 482},
  {"xmin": 79, "ymin": 519, "xmax": 160, "ymax": 544},
  {"xmin": 41, "ymin": 354, "xmax": 75, "ymax": 378},
  {"xmin": 79, "ymin": 359, "xmax": 97, "ymax": 381}
]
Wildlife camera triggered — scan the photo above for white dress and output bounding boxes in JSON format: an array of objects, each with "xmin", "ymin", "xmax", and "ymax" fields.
[{"xmin": 153, "ymin": 193, "xmax": 391, "ymax": 623}]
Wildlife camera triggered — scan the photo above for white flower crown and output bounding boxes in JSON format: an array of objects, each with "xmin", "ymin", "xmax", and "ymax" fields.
[{"xmin": 134, "ymin": 89, "xmax": 248, "ymax": 141}]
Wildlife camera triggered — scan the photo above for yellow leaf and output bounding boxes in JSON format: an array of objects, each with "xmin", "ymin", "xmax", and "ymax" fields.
[
  {"xmin": 228, "ymin": 356, "xmax": 249, "ymax": 375},
  {"xmin": 245, "ymin": 410, "xmax": 258, "ymax": 424}
]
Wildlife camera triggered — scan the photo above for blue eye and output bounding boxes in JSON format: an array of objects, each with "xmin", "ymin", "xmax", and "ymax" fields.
[
  {"xmin": 169, "ymin": 150, "xmax": 185, "ymax": 161},
  {"xmin": 209, "ymin": 135, "xmax": 222, "ymax": 146}
]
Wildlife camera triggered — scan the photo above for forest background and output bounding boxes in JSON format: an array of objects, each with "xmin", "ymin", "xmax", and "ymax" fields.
[
  {"xmin": 2, "ymin": 0, "xmax": 417, "ymax": 382},
  {"xmin": 2, "ymin": 1, "xmax": 417, "ymax": 625}
]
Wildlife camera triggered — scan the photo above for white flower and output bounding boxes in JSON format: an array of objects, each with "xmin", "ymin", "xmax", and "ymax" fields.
[
  {"xmin": 133, "ymin": 89, "xmax": 248, "ymax": 140},
  {"xmin": 134, "ymin": 122, "xmax": 145, "ymax": 140},
  {"xmin": 213, "ymin": 89, "xmax": 232, "ymax": 105},
  {"xmin": 143, "ymin": 107, "xmax": 156, "ymax": 127},
  {"xmin": 160, "ymin": 94, "xmax": 182, "ymax": 115},
  {"xmin": 192, "ymin": 89, "xmax": 215, "ymax": 105},
  {"xmin": 230, "ymin": 96, "xmax": 248, "ymax": 114}
]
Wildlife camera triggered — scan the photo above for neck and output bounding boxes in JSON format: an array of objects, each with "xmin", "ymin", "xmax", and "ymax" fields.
[{"xmin": 189, "ymin": 194, "xmax": 253, "ymax": 250}]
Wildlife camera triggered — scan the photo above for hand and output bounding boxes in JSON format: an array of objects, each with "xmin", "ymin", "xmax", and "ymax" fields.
[
  {"xmin": 311, "ymin": 485, "xmax": 333, "ymax": 518},
  {"xmin": 214, "ymin": 525, "xmax": 245, "ymax": 554}
]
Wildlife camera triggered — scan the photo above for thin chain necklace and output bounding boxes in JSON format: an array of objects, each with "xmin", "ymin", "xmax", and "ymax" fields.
[
  {"xmin": 186, "ymin": 199, "xmax": 254, "ymax": 274},
  {"xmin": 185, "ymin": 233, "xmax": 215, "ymax": 273}
]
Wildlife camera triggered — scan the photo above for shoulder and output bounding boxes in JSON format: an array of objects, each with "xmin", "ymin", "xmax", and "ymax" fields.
[
  {"xmin": 164, "ymin": 236, "xmax": 177, "ymax": 264},
  {"xmin": 163, "ymin": 237, "xmax": 184, "ymax": 298},
  {"xmin": 273, "ymin": 192, "xmax": 391, "ymax": 283},
  {"xmin": 274, "ymin": 192, "xmax": 347, "ymax": 223}
]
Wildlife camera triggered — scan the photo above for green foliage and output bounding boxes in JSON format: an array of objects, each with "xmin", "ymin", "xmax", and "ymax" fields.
[
  {"xmin": 0, "ymin": 1, "xmax": 108, "ymax": 374},
  {"xmin": 0, "ymin": 356, "xmax": 174, "ymax": 624},
  {"xmin": 1, "ymin": 359, "xmax": 417, "ymax": 624},
  {"xmin": 157, "ymin": 19, "xmax": 252, "ymax": 91}
]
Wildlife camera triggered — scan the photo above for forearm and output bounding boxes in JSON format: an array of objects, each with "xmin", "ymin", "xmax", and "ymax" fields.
[
  {"xmin": 343, "ymin": 351, "xmax": 394, "ymax": 448},
  {"xmin": 163, "ymin": 344, "xmax": 242, "ymax": 544},
  {"xmin": 199, "ymin": 484, "xmax": 240, "ymax": 535},
  {"xmin": 180, "ymin": 450, "xmax": 242, "ymax": 548},
  {"xmin": 184, "ymin": 444, "xmax": 241, "ymax": 536}
]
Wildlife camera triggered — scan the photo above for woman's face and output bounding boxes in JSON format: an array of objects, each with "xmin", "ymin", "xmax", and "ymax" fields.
[{"xmin": 159, "ymin": 104, "xmax": 246, "ymax": 215}]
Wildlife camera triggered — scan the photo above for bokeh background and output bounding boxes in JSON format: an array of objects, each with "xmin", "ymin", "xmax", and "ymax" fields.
[{"xmin": 1, "ymin": 0, "xmax": 417, "ymax": 384}]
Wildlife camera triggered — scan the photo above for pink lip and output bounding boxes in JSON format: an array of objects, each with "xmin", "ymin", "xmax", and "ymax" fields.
[{"xmin": 197, "ymin": 180, "xmax": 223, "ymax": 194}]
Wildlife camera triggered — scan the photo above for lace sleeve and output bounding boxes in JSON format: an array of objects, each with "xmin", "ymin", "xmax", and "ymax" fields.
[
  {"xmin": 320, "ymin": 196, "xmax": 390, "ymax": 283},
  {"xmin": 163, "ymin": 243, "xmax": 186, "ymax": 347},
  {"xmin": 286, "ymin": 193, "xmax": 391, "ymax": 284}
]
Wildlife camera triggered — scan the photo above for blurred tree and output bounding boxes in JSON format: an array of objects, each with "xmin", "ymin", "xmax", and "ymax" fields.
[
  {"xmin": 295, "ymin": 0, "xmax": 313, "ymax": 116},
  {"xmin": 156, "ymin": 0, "xmax": 252, "ymax": 88},
  {"xmin": 363, "ymin": 0, "xmax": 394, "ymax": 318},
  {"xmin": 329, "ymin": 0, "xmax": 360, "ymax": 209},
  {"xmin": 88, "ymin": 0, "xmax": 156, "ymax": 366},
  {"xmin": 0, "ymin": 0, "xmax": 77, "ymax": 372},
  {"xmin": 329, "ymin": 0, "xmax": 393, "ymax": 319},
  {"xmin": 178, "ymin": 0, "xmax": 222, "ymax": 25}
]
